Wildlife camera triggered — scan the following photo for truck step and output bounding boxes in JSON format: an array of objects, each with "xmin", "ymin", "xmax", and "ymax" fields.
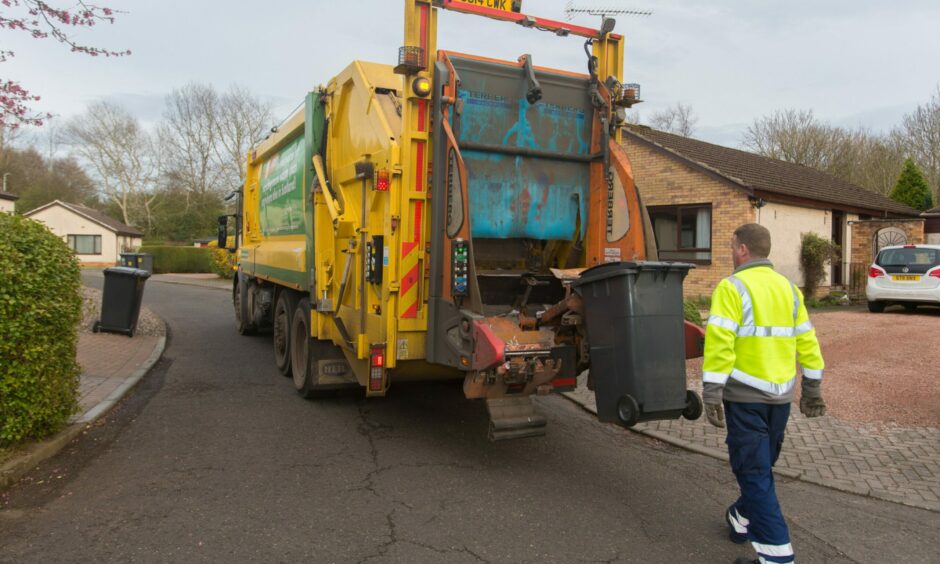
[{"xmin": 485, "ymin": 397, "xmax": 547, "ymax": 441}]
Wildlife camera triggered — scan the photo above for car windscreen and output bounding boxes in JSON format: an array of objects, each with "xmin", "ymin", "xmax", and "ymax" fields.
[{"xmin": 876, "ymin": 247, "xmax": 940, "ymax": 274}]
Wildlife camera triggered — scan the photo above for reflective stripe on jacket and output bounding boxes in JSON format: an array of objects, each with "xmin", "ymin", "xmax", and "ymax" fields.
[{"xmin": 703, "ymin": 260, "xmax": 825, "ymax": 404}]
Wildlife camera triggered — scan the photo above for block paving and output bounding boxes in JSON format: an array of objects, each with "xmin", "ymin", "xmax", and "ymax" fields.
[
  {"xmin": 564, "ymin": 382, "xmax": 940, "ymax": 512},
  {"xmin": 75, "ymin": 332, "xmax": 162, "ymax": 418}
]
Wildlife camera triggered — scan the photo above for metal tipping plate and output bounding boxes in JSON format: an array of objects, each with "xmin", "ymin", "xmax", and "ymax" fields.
[{"xmin": 485, "ymin": 396, "xmax": 547, "ymax": 441}]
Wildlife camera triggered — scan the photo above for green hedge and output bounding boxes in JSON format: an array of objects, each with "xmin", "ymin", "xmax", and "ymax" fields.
[
  {"xmin": 0, "ymin": 213, "xmax": 82, "ymax": 446},
  {"xmin": 139, "ymin": 245, "xmax": 212, "ymax": 274}
]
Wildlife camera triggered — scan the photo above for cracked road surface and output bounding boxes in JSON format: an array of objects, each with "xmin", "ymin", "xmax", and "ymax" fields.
[{"xmin": 1, "ymin": 275, "xmax": 938, "ymax": 563}]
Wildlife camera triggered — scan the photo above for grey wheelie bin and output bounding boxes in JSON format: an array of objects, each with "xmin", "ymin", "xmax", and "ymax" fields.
[
  {"xmin": 572, "ymin": 261, "xmax": 703, "ymax": 427},
  {"xmin": 94, "ymin": 267, "xmax": 151, "ymax": 337},
  {"xmin": 119, "ymin": 252, "xmax": 153, "ymax": 275}
]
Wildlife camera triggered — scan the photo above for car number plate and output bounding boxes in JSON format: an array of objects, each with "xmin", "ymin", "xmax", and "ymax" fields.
[{"xmin": 892, "ymin": 275, "xmax": 920, "ymax": 281}]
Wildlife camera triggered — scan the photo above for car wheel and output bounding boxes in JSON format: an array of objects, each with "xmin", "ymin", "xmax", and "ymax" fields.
[{"xmin": 867, "ymin": 300, "xmax": 886, "ymax": 313}]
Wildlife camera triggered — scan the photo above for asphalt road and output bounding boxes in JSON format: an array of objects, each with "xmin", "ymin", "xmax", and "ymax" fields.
[{"xmin": 1, "ymin": 275, "xmax": 938, "ymax": 563}]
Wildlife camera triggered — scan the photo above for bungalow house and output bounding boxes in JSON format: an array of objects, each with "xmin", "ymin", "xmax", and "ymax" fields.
[
  {"xmin": 24, "ymin": 200, "xmax": 143, "ymax": 266},
  {"xmin": 0, "ymin": 191, "xmax": 17, "ymax": 213},
  {"xmin": 924, "ymin": 205, "xmax": 940, "ymax": 245},
  {"xmin": 623, "ymin": 126, "xmax": 924, "ymax": 298}
]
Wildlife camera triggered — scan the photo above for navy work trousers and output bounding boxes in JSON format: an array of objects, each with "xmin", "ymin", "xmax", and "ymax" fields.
[{"xmin": 724, "ymin": 401, "xmax": 794, "ymax": 564}]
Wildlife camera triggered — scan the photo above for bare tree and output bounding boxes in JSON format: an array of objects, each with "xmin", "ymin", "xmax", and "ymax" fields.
[
  {"xmin": 157, "ymin": 83, "xmax": 222, "ymax": 200},
  {"xmin": 742, "ymin": 109, "xmax": 842, "ymax": 168},
  {"xmin": 215, "ymin": 85, "xmax": 274, "ymax": 189},
  {"xmin": 649, "ymin": 103, "xmax": 698, "ymax": 137},
  {"xmin": 894, "ymin": 86, "xmax": 940, "ymax": 201},
  {"xmin": 157, "ymin": 83, "xmax": 273, "ymax": 201},
  {"xmin": 64, "ymin": 101, "xmax": 154, "ymax": 228}
]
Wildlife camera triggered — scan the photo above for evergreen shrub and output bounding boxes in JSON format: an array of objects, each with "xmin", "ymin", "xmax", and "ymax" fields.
[{"xmin": 0, "ymin": 213, "xmax": 82, "ymax": 446}]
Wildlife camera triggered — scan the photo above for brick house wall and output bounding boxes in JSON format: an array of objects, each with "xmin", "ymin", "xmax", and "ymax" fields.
[
  {"xmin": 624, "ymin": 138, "xmax": 755, "ymax": 298},
  {"xmin": 849, "ymin": 219, "xmax": 925, "ymax": 266}
]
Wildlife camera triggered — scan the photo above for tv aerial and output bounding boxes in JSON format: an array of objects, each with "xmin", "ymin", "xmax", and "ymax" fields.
[{"xmin": 564, "ymin": 1, "xmax": 653, "ymax": 22}]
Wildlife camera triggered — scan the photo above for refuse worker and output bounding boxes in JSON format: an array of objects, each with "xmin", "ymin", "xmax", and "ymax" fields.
[{"xmin": 702, "ymin": 223, "xmax": 827, "ymax": 564}]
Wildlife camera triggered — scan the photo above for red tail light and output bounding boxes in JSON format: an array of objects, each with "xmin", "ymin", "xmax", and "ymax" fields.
[
  {"xmin": 375, "ymin": 170, "xmax": 390, "ymax": 192},
  {"xmin": 929, "ymin": 269, "xmax": 940, "ymax": 279},
  {"xmin": 868, "ymin": 266, "xmax": 885, "ymax": 278},
  {"xmin": 369, "ymin": 344, "xmax": 386, "ymax": 392}
]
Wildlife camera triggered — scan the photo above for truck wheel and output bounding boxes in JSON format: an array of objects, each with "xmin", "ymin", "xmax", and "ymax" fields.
[
  {"xmin": 616, "ymin": 394, "xmax": 640, "ymax": 427},
  {"xmin": 290, "ymin": 298, "xmax": 320, "ymax": 399},
  {"xmin": 682, "ymin": 390, "xmax": 703, "ymax": 421},
  {"xmin": 867, "ymin": 300, "xmax": 885, "ymax": 313},
  {"xmin": 234, "ymin": 276, "xmax": 257, "ymax": 335},
  {"xmin": 273, "ymin": 290, "xmax": 298, "ymax": 376}
]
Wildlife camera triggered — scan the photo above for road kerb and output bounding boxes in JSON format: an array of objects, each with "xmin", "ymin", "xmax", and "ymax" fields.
[{"xmin": 561, "ymin": 391, "xmax": 939, "ymax": 512}]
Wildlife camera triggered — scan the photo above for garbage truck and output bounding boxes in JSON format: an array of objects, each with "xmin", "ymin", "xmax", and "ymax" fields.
[{"xmin": 218, "ymin": 0, "xmax": 705, "ymax": 440}]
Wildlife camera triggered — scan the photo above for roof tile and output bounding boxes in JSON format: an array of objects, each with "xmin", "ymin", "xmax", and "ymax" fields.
[{"xmin": 625, "ymin": 126, "xmax": 921, "ymax": 217}]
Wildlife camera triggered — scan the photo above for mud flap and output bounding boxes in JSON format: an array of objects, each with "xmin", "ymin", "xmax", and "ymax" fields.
[{"xmin": 486, "ymin": 396, "xmax": 547, "ymax": 441}]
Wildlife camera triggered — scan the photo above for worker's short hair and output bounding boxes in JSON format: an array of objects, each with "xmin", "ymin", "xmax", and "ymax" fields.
[{"xmin": 734, "ymin": 223, "xmax": 771, "ymax": 258}]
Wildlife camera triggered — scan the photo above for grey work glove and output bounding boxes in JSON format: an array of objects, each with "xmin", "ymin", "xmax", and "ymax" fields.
[
  {"xmin": 800, "ymin": 377, "xmax": 827, "ymax": 418},
  {"xmin": 702, "ymin": 382, "xmax": 725, "ymax": 428}
]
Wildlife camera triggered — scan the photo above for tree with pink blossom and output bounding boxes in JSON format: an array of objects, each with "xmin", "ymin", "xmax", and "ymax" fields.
[{"xmin": 0, "ymin": 0, "xmax": 129, "ymax": 129}]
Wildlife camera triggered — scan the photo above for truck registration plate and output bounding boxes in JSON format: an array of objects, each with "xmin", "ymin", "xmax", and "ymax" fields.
[{"xmin": 451, "ymin": 0, "xmax": 521, "ymax": 13}]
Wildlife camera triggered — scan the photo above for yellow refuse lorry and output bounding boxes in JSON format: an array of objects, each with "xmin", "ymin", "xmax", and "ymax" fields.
[{"xmin": 218, "ymin": 0, "xmax": 705, "ymax": 440}]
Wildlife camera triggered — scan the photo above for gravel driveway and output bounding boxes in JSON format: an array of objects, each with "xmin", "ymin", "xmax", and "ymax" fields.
[
  {"xmin": 810, "ymin": 305, "xmax": 940, "ymax": 427},
  {"xmin": 688, "ymin": 305, "xmax": 939, "ymax": 427}
]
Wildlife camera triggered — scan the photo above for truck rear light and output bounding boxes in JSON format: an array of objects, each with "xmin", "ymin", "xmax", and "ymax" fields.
[
  {"xmin": 868, "ymin": 266, "xmax": 885, "ymax": 278},
  {"xmin": 376, "ymin": 170, "xmax": 390, "ymax": 191},
  {"xmin": 369, "ymin": 344, "xmax": 386, "ymax": 392}
]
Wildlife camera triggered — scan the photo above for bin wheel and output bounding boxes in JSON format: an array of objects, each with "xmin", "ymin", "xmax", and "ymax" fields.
[
  {"xmin": 92, "ymin": 321, "xmax": 100, "ymax": 333},
  {"xmin": 273, "ymin": 290, "xmax": 297, "ymax": 377},
  {"xmin": 682, "ymin": 390, "xmax": 703, "ymax": 421},
  {"xmin": 616, "ymin": 395, "xmax": 640, "ymax": 427}
]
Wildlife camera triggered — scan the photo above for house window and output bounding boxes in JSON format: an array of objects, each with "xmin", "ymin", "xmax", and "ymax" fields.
[
  {"xmin": 648, "ymin": 204, "xmax": 712, "ymax": 263},
  {"xmin": 67, "ymin": 234, "xmax": 102, "ymax": 255}
]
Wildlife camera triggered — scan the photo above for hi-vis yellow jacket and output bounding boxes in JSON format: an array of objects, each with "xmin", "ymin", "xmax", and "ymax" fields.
[{"xmin": 703, "ymin": 260, "xmax": 824, "ymax": 404}]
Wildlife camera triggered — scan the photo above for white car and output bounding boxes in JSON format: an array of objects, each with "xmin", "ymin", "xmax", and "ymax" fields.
[{"xmin": 866, "ymin": 244, "xmax": 940, "ymax": 312}]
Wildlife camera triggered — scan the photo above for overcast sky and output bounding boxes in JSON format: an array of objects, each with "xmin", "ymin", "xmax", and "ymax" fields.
[{"xmin": 4, "ymin": 0, "xmax": 939, "ymax": 147}]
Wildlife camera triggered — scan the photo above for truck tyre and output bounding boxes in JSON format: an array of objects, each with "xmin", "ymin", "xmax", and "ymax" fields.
[
  {"xmin": 234, "ymin": 275, "xmax": 258, "ymax": 335},
  {"xmin": 290, "ymin": 298, "xmax": 320, "ymax": 398},
  {"xmin": 273, "ymin": 290, "xmax": 298, "ymax": 376}
]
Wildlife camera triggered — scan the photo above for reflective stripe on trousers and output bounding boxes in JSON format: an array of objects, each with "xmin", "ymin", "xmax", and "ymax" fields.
[{"xmin": 725, "ymin": 401, "xmax": 794, "ymax": 564}]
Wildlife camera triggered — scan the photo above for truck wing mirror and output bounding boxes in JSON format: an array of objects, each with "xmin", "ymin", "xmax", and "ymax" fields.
[{"xmin": 217, "ymin": 215, "xmax": 229, "ymax": 249}]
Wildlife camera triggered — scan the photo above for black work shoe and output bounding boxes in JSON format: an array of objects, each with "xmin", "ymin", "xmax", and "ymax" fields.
[{"xmin": 726, "ymin": 506, "xmax": 748, "ymax": 544}]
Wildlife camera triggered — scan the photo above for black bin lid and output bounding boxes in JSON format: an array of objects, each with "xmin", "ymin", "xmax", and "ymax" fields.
[
  {"xmin": 104, "ymin": 266, "xmax": 151, "ymax": 278},
  {"xmin": 572, "ymin": 261, "xmax": 695, "ymax": 288}
]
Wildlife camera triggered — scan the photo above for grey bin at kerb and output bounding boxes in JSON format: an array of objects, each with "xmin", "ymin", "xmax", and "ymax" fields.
[
  {"xmin": 572, "ymin": 261, "xmax": 702, "ymax": 427},
  {"xmin": 120, "ymin": 252, "xmax": 153, "ymax": 275},
  {"xmin": 94, "ymin": 267, "xmax": 151, "ymax": 337}
]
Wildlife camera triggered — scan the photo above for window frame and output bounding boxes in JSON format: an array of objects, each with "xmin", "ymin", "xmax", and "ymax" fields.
[
  {"xmin": 67, "ymin": 234, "xmax": 103, "ymax": 255},
  {"xmin": 648, "ymin": 203, "xmax": 713, "ymax": 265}
]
